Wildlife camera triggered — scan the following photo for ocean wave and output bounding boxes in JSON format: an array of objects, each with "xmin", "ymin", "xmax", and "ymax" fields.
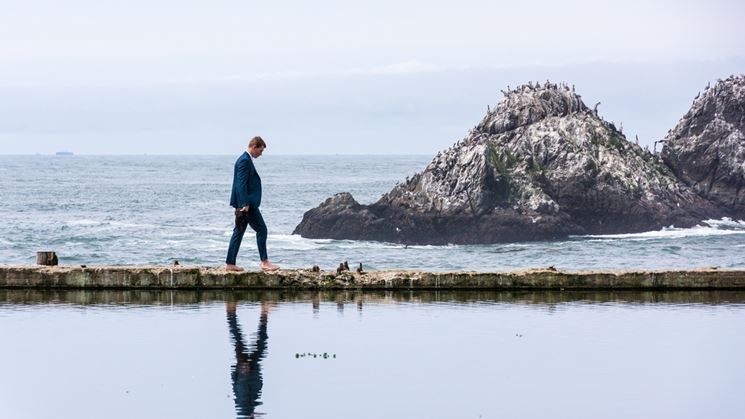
[
  {"xmin": 326, "ymin": 239, "xmax": 426, "ymax": 250},
  {"xmin": 217, "ymin": 233, "xmax": 336, "ymax": 251},
  {"xmin": 270, "ymin": 234, "xmax": 333, "ymax": 251},
  {"xmin": 219, "ymin": 232, "xmax": 411, "ymax": 251},
  {"xmin": 65, "ymin": 220, "xmax": 161, "ymax": 230},
  {"xmin": 578, "ymin": 217, "xmax": 745, "ymax": 241},
  {"xmin": 405, "ymin": 243, "xmax": 460, "ymax": 250},
  {"xmin": 109, "ymin": 221, "xmax": 161, "ymax": 229},
  {"xmin": 65, "ymin": 219, "xmax": 102, "ymax": 226},
  {"xmin": 269, "ymin": 235, "xmax": 434, "ymax": 251},
  {"xmin": 701, "ymin": 217, "xmax": 745, "ymax": 230}
]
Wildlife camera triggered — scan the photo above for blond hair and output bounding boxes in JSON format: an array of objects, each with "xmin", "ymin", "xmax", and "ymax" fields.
[{"xmin": 248, "ymin": 136, "xmax": 266, "ymax": 149}]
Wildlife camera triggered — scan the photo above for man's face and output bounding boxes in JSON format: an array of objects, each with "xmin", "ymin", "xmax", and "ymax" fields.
[{"xmin": 248, "ymin": 146, "xmax": 265, "ymax": 158}]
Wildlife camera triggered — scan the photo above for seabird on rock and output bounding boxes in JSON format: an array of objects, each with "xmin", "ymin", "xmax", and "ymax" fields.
[
  {"xmin": 653, "ymin": 139, "xmax": 667, "ymax": 154},
  {"xmin": 336, "ymin": 261, "xmax": 350, "ymax": 274}
]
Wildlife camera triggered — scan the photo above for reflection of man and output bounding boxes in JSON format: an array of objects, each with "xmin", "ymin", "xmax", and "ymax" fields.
[
  {"xmin": 226, "ymin": 302, "xmax": 271, "ymax": 418},
  {"xmin": 226, "ymin": 136, "xmax": 280, "ymax": 272}
]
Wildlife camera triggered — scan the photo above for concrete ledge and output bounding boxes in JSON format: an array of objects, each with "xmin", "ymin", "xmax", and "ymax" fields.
[{"xmin": 2, "ymin": 265, "xmax": 745, "ymax": 290}]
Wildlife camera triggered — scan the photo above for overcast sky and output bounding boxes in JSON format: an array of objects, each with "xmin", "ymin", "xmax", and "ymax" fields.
[{"xmin": 1, "ymin": 0, "xmax": 744, "ymax": 154}]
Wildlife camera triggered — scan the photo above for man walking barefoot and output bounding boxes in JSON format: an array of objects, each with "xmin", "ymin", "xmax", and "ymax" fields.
[{"xmin": 226, "ymin": 136, "xmax": 280, "ymax": 272}]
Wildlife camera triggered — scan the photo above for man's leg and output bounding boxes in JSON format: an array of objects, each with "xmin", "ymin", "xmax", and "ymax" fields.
[
  {"xmin": 246, "ymin": 208, "xmax": 279, "ymax": 271},
  {"xmin": 226, "ymin": 209, "xmax": 249, "ymax": 267},
  {"xmin": 245, "ymin": 207, "xmax": 268, "ymax": 261}
]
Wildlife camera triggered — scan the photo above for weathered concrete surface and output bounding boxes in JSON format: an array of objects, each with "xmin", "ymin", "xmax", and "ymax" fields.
[{"xmin": 2, "ymin": 265, "xmax": 745, "ymax": 290}]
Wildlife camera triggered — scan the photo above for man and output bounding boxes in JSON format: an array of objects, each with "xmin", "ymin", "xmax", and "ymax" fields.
[{"xmin": 226, "ymin": 136, "xmax": 280, "ymax": 272}]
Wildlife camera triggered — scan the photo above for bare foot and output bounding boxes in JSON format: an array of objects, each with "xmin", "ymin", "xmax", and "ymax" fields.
[
  {"xmin": 225, "ymin": 264, "xmax": 245, "ymax": 272},
  {"xmin": 260, "ymin": 260, "xmax": 280, "ymax": 272}
]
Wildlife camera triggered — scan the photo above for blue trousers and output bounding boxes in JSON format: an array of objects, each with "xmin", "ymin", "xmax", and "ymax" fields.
[{"xmin": 226, "ymin": 207, "xmax": 268, "ymax": 264}]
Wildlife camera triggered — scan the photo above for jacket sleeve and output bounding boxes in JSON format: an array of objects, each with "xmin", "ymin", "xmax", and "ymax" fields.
[
  {"xmin": 235, "ymin": 158, "xmax": 256, "ymax": 207},
  {"xmin": 235, "ymin": 160, "xmax": 253, "ymax": 207}
]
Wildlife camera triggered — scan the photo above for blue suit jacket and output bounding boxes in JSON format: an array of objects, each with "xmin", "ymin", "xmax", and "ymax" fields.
[{"xmin": 230, "ymin": 152, "xmax": 262, "ymax": 209}]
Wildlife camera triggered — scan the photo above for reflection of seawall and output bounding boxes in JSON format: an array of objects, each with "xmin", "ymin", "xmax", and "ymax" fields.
[
  {"xmin": 2, "ymin": 265, "xmax": 745, "ymax": 289},
  {"xmin": 3, "ymin": 289, "xmax": 745, "ymax": 307}
]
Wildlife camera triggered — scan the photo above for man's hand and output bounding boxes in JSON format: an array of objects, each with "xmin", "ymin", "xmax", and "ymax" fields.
[{"xmin": 240, "ymin": 205, "xmax": 250, "ymax": 212}]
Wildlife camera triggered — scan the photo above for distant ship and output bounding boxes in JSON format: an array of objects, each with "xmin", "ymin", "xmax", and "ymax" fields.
[{"xmin": 55, "ymin": 151, "xmax": 74, "ymax": 156}]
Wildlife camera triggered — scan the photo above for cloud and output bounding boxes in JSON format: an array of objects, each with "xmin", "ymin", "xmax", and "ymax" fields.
[
  {"xmin": 369, "ymin": 61, "xmax": 458, "ymax": 75},
  {"xmin": 147, "ymin": 61, "xmax": 470, "ymax": 86}
]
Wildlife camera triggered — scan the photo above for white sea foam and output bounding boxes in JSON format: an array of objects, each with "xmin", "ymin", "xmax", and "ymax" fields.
[
  {"xmin": 66, "ymin": 219, "xmax": 102, "ymax": 226},
  {"xmin": 702, "ymin": 217, "xmax": 745, "ymax": 230},
  {"xmin": 187, "ymin": 225, "xmax": 226, "ymax": 232},
  {"xmin": 109, "ymin": 221, "xmax": 160, "ymax": 229},
  {"xmin": 267, "ymin": 234, "xmax": 319, "ymax": 250},
  {"xmin": 218, "ymin": 233, "xmax": 333, "ymax": 250},
  {"xmin": 267, "ymin": 235, "xmax": 414, "ymax": 251},
  {"xmin": 270, "ymin": 234, "xmax": 331, "ymax": 251},
  {"xmin": 219, "ymin": 232, "xmax": 409, "ymax": 251},
  {"xmin": 578, "ymin": 217, "xmax": 745, "ymax": 241},
  {"xmin": 203, "ymin": 240, "xmax": 226, "ymax": 250},
  {"xmin": 66, "ymin": 220, "xmax": 160, "ymax": 231},
  {"xmin": 406, "ymin": 243, "xmax": 460, "ymax": 250}
]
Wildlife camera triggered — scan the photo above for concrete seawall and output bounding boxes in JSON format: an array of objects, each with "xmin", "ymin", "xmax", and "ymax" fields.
[{"xmin": 2, "ymin": 265, "xmax": 745, "ymax": 290}]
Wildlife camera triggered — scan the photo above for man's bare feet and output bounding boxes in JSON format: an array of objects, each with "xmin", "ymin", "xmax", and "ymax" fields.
[
  {"xmin": 225, "ymin": 264, "xmax": 245, "ymax": 272},
  {"xmin": 260, "ymin": 260, "xmax": 280, "ymax": 272}
]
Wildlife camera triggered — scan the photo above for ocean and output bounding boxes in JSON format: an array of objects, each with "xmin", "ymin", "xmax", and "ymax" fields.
[{"xmin": 1, "ymin": 154, "xmax": 744, "ymax": 271}]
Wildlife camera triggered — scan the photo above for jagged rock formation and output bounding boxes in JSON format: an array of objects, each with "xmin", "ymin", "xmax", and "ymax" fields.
[
  {"xmin": 295, "ymin": 82, "xmax": 721, "ymax": 244},
  {"xmin": 661, "ymin": 74, "xmax": 745, "ymax": 217}
]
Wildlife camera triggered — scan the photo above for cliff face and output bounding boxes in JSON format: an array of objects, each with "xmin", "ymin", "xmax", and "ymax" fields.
[
  {"xmin": 661, "ymin": 75, "xmax": 745, "ymax": 217},
  {"xmin": 294, "ymin": 82, "xmax": 721, "ymax": 244}
]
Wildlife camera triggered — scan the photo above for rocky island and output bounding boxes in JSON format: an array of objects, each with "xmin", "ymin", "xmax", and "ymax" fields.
[
  {"xmin": 295, "ymin": 78, "xmax": 743, "ymax": 244},
  {"xmin": 661, "ymin": 74, "xmax": 745, "ymax": 218}
]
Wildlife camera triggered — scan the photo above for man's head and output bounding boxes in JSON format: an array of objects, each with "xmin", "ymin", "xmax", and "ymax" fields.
[{"xmin": 247, "ymin": 136, "xmax": 267, "ymax": 158}]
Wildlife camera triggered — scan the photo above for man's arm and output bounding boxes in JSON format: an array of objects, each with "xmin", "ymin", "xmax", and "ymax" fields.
[{"xmin": 235, "ymin": 157, "xmax": 255, "ymax": 210}]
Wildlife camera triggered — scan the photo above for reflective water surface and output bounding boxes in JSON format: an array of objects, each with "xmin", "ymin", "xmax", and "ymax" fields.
[{"xmin": 1, "ymin": 290, "xmax": 744, "ymax": 419}]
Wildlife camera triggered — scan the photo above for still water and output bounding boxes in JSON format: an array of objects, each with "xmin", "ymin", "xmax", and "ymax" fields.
[{"xmin": 1, "ymin": 290, "xmax": 743, "ymax": 419}]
